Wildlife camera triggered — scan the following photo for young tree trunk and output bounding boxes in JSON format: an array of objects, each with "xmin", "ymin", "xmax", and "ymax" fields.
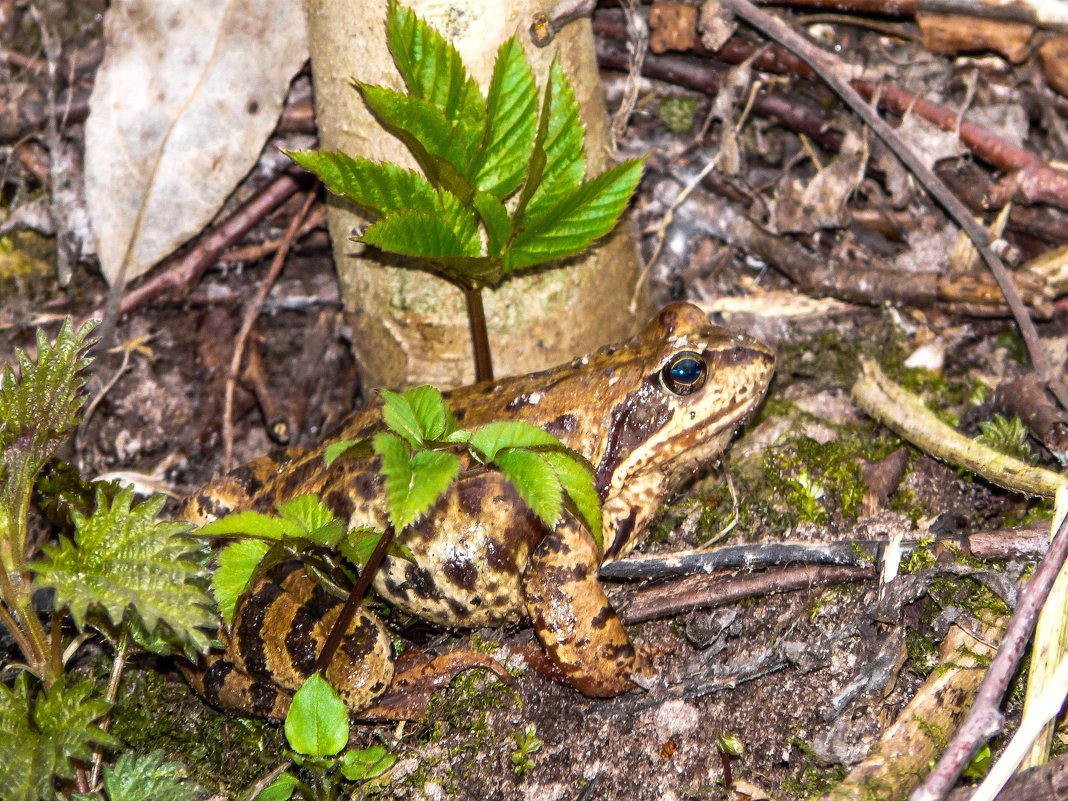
[{"xmin": 304, "ymin": 0, "xmax": 648, "ymax": 390}]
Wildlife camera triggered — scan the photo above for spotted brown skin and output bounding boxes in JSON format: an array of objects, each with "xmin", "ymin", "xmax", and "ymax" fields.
[{"xmin": 182, "ymin": 302, "xmax": 774, "ymax": 717}]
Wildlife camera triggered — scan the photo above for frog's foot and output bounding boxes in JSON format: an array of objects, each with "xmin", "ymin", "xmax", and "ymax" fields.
[
  {"xmin": 180, "ymin": 652, "xmax": 293, "ymax": 722},
  {"xmin": 523, "ymin": 519, "xmax": 650, "ymax": 697},
  {"xmin": 358, "ymin": 649, "xmax": 513, "ymax": 720}
]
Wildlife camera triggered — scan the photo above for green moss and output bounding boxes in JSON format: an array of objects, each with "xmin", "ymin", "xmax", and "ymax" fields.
[
  {"xmin": 781, "ymin": 738, "xmax": 848, "ymax": 799},
  {"xmin": 110, "ymin": 665, "xmax": 285, "ymax": 795},
  {"xmin": 658, "ymin": 96, "xmax": 698, "ymax": 133},
  {"xmin": 905, "ymin": 628, "xmax": 939, "ymax": 677}
]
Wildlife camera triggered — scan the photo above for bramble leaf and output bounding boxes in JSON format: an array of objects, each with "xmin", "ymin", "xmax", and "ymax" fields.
[
  {"xmin": 374, "ymin": 432, "xmax": 460, "ymax": 531},
  {"xmin": 493, "ymin": 448, "xmax": 563, "ymax": 530},
  {"xmin": 197, "ymin": 510, "xmax": 302, "ymax": 541},
  {"xmin": 338, "ymin": 526, "xmax": 385, "ymax": 569},
  {"xmin": 403, "ymin": 385, "xmax": 450, "ymax": 440},
  {"xmin": 381, "ymin": 389, "xmax": 426, "ymax": 447},
  {"xmin": 473, "ymin": 34, "xmax": 537, "ymax": 198},
  {"xmin": 541, "ymin": 449, "xmax": 602, "ymax": 548},
  {"xmin": 324, "ymin": 437, "xmax": 372, "ymax": 466},
  {"xmin": 470, "ymin": 421, "xmax": 562, "ymax": 461},
  {"xmin": 360, "ymin": 210, "xmax": 481, "ymax": 260},
  {"xmin": 284, "ymin": 674, "xmax": 349, "ymax": 758},
  {"xmin": 32, "ymin": 488, "xmax": 216, "ymax": 653},
  {"xmin": 277, "ymin": 494, "xmax": 346, "ymax": 545},
  {"xmin": 212, "ymin": 539, "xmax": 271, "ymax": 625},
  {"xmin": 285, "ymin": 151, "xmax": 439, "ymax": 218},
  {"xmin": 522, "ymin": 60, "xmax": 586, "ymax": 224},
  {"xmin": 473, "ymin": 191, "xmax": 512, "ymax": 256},
  {"xmin": 357, "ymin": 84, "xmax": 475, "ymax": 200},
  {"xmin": 386, "ymin": 0, "xmax": 485, "ymax": 149},
  {"xmin": 506, "ymin": 159, "xmax": 644, "ymax": 272}
]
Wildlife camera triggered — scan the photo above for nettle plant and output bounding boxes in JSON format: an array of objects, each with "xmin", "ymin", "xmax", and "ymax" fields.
[
  {"xmin": 0, "ymin": 321, "xmax": 213, "ymax": 801},
  {"xmin": 289, "ymin": 0, "xmax": 643, "ymax": 381}
]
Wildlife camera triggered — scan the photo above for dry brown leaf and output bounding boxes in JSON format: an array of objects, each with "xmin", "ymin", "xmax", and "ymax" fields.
[
  {"xmin": 917, "ymin": 12, "xmax": 1035, "ymax": 63},
  {"xmin": 84, "ymin": 0, "xmax": 308, "ymax": 286},
  {"xmin": 768, "ymin": 127, "xmax": 869, "ymax": 234}
]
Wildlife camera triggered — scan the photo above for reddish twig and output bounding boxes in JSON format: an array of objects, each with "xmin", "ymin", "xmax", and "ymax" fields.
[
  {"xmin": 99, "ymin": 167, "xmax": 308, "ymax": 321},
  {"xmin": 619, "ymin": 564, "xmax": 874, "ymax": 623},
  {"xmin": 712, "ymin": 0, "xmax": 1068, "ymax": 410},
  {"xmin": 911, "ymin": 512, "xmax": 1068, "ymax": 801},
  {"xmin": 222, "ymin": 190, "xmax": 317, "ymax": 471}
]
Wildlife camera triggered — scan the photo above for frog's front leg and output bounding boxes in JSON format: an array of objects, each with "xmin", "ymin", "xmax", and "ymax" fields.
[{"xmin": 523, "ymin": 519, "xmax": 649, "ymax": 696}]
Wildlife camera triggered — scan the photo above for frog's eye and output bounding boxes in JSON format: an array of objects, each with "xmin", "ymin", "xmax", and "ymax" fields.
[{"xmin": 661, "ymin": 351, "xmax": 707, "ymax": 395}]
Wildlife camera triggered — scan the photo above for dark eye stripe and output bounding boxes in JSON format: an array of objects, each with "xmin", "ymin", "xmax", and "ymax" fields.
[{"xmin": 661, "ymin": 351, "xmax": 707, "ymax": 395}]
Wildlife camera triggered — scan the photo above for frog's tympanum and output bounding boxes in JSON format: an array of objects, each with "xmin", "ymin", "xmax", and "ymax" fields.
[{"xmin": 182, "ymin": 303, "xmax": 774, "ymax": 720}]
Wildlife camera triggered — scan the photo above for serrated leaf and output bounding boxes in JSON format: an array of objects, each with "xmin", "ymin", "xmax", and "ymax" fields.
[
  {"xmin": 324, "ymin": 438, "xmax": 372, "ymax": 466},
  {"xmin": 196, "ymin": 510, "xmax": 303, "ymax": 541},
  {"xmin": 357, "ymin": 83, "xmax": 474, "ymax": 200},
  {"xmin": 386, "ymin": 0, "xmax": 485, "ymax": 150},
  {"xmin": 360, "ymin": 210, "xmax": 481, "ymax": 261},
  {"xmin": 403, "ymin": 385, "xmax": 450, "ymax": 440},
  {"xmin": 541, "ymin": 450, "xmax": 602, "ymax": 548},
  {"xmin": 277, "ymin": 494, "xmax": 336, "ymax": 534},
  {"xmin": 286, "ymin": 151, "xmax": 439, "ymax": 218},
  {"xmin": 505, "ymin": 159, "xmax": 644, "ymax": 272},
  {"xmin": 284, "ymin": 674, "xmax": 349, "ymax": 758},
  {"xmin": 212, "ymin": 538, "xmax": 272, "ymax": 625},
  {"xmin": 337, "ymin": 526, "xmax": 384, "ymax": 569},
  {"xmin": 493, "ymin": 449, "xmax": 563, "ymax": 530},
  {"xmin": 1, "ymin": 319, "xmax": 96, "ymax": 553},
  {"xmin": 470, "ymin": 421, "xmax": 562, "ymax": 461},
  {"xmin": 32, "ymin": 487, "xmax": 217, "ymax": 652},
  {"xmin": 380, "ymin": 389, "xmax": 425, "ymax": 447},
  {"xmin": 374, "ymin": 433, "xmax": 460, "ymax": 531},
  {"xmin": 89, "ymin": 750, "xmax": 200, "ymax": 801},
  {"xmin": 34, "ymin": 680, "xmax": 119, "ymax": 767},
  {"xmin": 521, "ymin": 60, "xmax": 585, "ymax": 224},
  {"xmin": 473, "ymin": 34, "xmax": 537, "ymax": 197},
  {"xmin": 511, "ymin": 75, "xmax": 553, "ymax": 229},
  {"xmin": 473, "ymin": 191, "xmax": 512, "ymax": 256}
]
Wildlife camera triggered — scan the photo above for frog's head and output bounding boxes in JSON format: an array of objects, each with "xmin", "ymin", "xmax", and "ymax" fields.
[{"xmin": 593, "ymin": 302, "xmax": 775, "ymax": 560}]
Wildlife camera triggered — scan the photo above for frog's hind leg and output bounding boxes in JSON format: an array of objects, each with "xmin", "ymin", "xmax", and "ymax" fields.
[
  {"xmin": 522, "ymin": 519, "xmax": 649, "ymax": 697},
  {"xmin": 183, "ymin": 561, "xmax": 395, "ymax": 718}
]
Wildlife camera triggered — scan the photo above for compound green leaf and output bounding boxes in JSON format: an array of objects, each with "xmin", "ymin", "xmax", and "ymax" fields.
[
  {"xmin": 473, "ymin": 34, "xmax": 537, "ymax": 198},
  {"xmin": 505, "ymin": 159, "xmax": 643, "ymax": 272},
  {"xmin": 385, "ymin": 0, "xmax": 485, "ymax": 150},
  {"xmin": 493, "ymin": 449, "xmax": 562, "ymax": 530},
  {"xmin": 360, "ymin": 209, "xmax": 481, "ymax": 260},
  {"xmin": 541, "ymin": 449, "xmax": 602, "ymax": 548},
  {"xmin": 380, "ymin": 389, "xmax": 425, "ymax": 447},
  {"xmin": 522, "ymin": 59, "xmax": 586, "ymax": 224},
  {"xmin": 285, "ymin": 151, "xmax": 438, "ymax": 218},
  {"xmin": 211, "ymin": 538, "xmax": 271, "ymax": 625},
  {"xmin": 470, "ymin": 421, "xmax": 562, "ymax": 461},
  {"xmin": 404, "ymin": 385, "xmax": 450, "ymax": 441},
  {"xmin": 473, "ymin": 191, "xmax": 512, "ymax": 256},
  {"xmin": 357, "ymin": 83, "xmax": 475, "ymax": 199},
  {"xmin": 374, "ymin": 433, "xmax": 459, "ymax": 531},
  {"xmin": 197, "ymin": 510, "xmax": 302, "ymax": 541}
]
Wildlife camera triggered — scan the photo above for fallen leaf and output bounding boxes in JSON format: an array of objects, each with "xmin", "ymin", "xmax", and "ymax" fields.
[{"xmin": 84, "ymin": 0, "xmax": 308, "ymax": 285}]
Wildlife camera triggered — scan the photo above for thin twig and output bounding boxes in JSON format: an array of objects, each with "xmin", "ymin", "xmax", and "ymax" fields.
[
  {"xmin": 222, "ymin": 192, "xmax": 317, "ymax": 472},
  {"xmin": 315, "ymin": 525, "xmax": 395, "ymax": 675},
  {"xmin": 89, "ymin": 633, "xmax": 128, "ymax": 790},
  {"xmin": 910, "ymin": 511, "xmax": 1068, "ymax": 801},
  {"xmin": 714, "ymin": 0, "xmax": 1068, "ymax": 411},
  {"xmin": 240, "ymin": 761, "xmax": 294, "ymax": 801}
]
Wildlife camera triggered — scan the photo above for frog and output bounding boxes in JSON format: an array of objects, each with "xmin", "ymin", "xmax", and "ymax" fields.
[{"xmin": 181, "ymin": 302, "xmax": 775, "ymax": 720}]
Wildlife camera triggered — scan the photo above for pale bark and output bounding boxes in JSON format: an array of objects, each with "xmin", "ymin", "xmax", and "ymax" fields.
[{"xmin": 304, "ymin": 0, "xmax": 647, "ymax": 390}]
